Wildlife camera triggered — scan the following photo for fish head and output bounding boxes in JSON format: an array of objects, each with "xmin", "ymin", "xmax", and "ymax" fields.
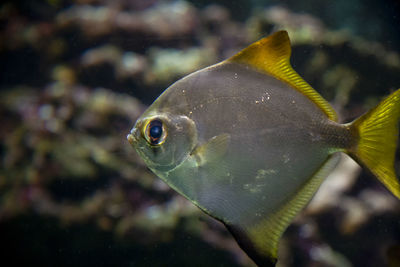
[{"xmin": 127, "ymin": 109, "xmax": 197, "ymax": 173}]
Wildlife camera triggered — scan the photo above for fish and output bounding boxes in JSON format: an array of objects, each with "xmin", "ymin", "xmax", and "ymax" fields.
[{"xmin": 127, "ymin": 31, "xmax": 400, "ymax": 266}]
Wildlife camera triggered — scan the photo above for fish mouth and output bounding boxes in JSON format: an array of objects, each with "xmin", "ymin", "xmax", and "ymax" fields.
[{"xmin": 127, "ymin": 127, "xmax": 140, "ymax": 146}]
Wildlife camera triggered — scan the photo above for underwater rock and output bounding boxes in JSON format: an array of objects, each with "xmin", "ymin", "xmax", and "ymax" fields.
[
  {"xmin": 144, "ymin": 47, "xmax": 216, "ymax": 85},
  {"xmin": 117, "ymin": 51, "xmax": 148, "ymax": 79},
  {"xmin": 56, "ymin": 1, "xmax": 198, "ymax": 39},
  {"xmin": 118, "ymin": 1, "xmax": 198, "ymax": 39},
  {"xmin": 56, "ymin": 5, "xmax": 119, "ymax": 37},
  {"xmin": 0, "ymin": 1, "xmax": 399, "ymax": 267},
  {"xmin": 248, "ymin": 6, "xmax": 326, "ymax": 43}
]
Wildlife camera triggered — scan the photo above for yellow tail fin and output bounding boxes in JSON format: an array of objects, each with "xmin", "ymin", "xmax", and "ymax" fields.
[{"xmin": 349, "ymin": 89, "xmax": 400, "ymax": 199}]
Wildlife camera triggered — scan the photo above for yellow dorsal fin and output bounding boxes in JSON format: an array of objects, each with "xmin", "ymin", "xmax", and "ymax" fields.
[{"xmin": 228, "ymin": 31, "xmax": 338, "ymax": 121}]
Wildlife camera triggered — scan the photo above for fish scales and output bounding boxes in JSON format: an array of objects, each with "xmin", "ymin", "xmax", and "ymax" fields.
[
  {"xmin": 150, "ymin": 61, "xmax": 349, "ymax": 221},
  {"xmin": 127, "ymin": 31, "xmax": 400, "ymax": 266}
]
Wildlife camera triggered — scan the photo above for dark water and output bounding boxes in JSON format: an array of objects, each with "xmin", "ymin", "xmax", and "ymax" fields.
[{"xmin": 1, "ymin": 1, "xmax": 400, "ymax": 266}]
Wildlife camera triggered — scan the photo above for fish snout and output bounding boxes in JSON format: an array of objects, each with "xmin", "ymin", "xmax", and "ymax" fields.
[{"xmin": 127, "ymin": 127, "xmax": 140, "ymax": 146}]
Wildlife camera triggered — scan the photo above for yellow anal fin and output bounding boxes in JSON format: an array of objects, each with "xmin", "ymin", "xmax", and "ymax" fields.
[
  {"xmin": 226, "ymin": 154, "xmax": 341, "ymax": 266},
  {"xmin": 349, "ymin": 89, "xmax": 400, "ymax": 199},
  {"xmin": 227, "ymin": 31, "xmax": 338, "ymax": 122}
]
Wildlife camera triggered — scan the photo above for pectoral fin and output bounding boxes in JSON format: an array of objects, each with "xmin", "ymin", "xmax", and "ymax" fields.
[
  {"xmin": 191, "ymin": 134, "xmax": 230, "ymax": 167},
  {"xmin": 224, "ymin": 153, "xmax": 341, "ymax": 266}
]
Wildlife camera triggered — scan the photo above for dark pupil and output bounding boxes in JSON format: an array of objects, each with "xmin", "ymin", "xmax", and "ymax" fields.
[{"xmin": 149, "ymin": 120, "xmax": 163, "ymax": 144}]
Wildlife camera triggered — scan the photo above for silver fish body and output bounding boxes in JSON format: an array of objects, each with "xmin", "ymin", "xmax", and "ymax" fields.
[
  {"xmin": 132, "ymin": 61, "xmax": 349, "ymax": 224},
  {"xmin": 128, "ymin": 31, "xmax": 400, "ymax": 266}
]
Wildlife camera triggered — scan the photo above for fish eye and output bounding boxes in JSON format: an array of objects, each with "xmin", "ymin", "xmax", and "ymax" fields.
[{"xmin": 144, "ymin": 119, "xmax": 166, "ymax": 146}]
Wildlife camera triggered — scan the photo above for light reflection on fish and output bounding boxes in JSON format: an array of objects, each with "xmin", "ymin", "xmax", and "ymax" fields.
[{"xmin": 127, "ymin": 31, "xmax": 400, "ymax": 266}]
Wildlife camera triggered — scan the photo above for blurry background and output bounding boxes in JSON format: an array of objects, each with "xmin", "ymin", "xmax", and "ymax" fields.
[{"xmin": 1, "ymin": 0, "xmax": 400, "ymax": 266}]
